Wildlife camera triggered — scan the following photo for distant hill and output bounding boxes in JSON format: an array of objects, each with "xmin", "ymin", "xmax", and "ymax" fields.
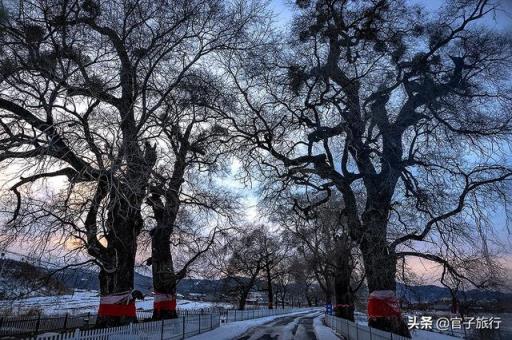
[
  {"xmin": 0, "ymin": 258, "xmax": 71, "ymax": 299},
  {"xmin": 2, "ymin": 258, "xmax": 511, "ymax": 308},
  {"xmin": 55, "ymin": 266, "xmax": 153, "ymax": 294},
  {"xmin": 396, "ymin": 283, "xmax": 512, "ymax": 313},
  {"xmin": 397, "ymin": 283, "xmax": 512, "ymax": 304}
]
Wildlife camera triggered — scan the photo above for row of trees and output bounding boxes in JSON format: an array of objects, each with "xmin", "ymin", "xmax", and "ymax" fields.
[
  {"xmin": 0, "ymin": 0, "xmax": 261, "ymax": 327},
  {"xmin": 1, "ymin": 0, "xmax": 511, "ymax": 337}
]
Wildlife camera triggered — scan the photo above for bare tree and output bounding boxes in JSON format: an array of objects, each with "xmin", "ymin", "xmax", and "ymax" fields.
[
  {"xmin": 280, "ymin": 195, "xmax": 364, "ymax": 320},
  {"xmin": 258, "ymin": 227, "xmax": 288, "ymax": 309},
  {"xmin": 0, "ymin": 0, "xmax": 262, "ymax": 326},
  {"xmin": 145, "ymin": 77, "xmax": 240, "ymax": 319},
  {"xmin": 211, "ymin": 225, "xmax": 274, "ymax": 310},
  {"xmin": 287, "ymin": 255, "xmax": 322, "ymax": 307},
  {"xmin": 221, "ymin": 0, "xmax": 512, "ymax": 335}
]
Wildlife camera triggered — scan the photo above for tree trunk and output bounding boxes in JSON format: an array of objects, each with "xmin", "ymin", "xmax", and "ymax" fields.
[
  {"xmin": 151, "ymin": 225, "xmax": 178, "ymax": 320},
  {"xmin": 360, "ymin": 212, "xmax": 410, "ymax": 338},
  {"xmin": 96, "ymin": 203, "xmax": 140, "ymax": 327},
  {"xmin": 280, "ymin": 289, "xmax": 286, "ymax": 309},
  {"xmin": 324, "ymin": 275, "xmax": 334, "ymax": 305},
  {"xmin": 305, "ymin": 289, "xmax": 313, "ymax": 307},
  {"xmin": 239, "ymin": 288, "xmax": 250, "ymax": 310},
  {"xmin": 265, "ymin": 265, "xmax": 273, "ymax": 309},
  {"xmin": 148, "ymin": 143, "xmax": 186, "ymax": 320},
  {"xmin": 333, "ymin": 236, "xmax": 355, "ymax": 321}
]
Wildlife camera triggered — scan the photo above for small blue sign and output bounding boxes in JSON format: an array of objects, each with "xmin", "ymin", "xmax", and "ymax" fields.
[{"xmin": 325, "ymin": 303, "xmax": 333, "ymax": 315}]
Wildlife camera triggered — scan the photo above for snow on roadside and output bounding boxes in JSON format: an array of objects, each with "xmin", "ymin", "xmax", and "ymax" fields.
[
  {"xmin": 411, "ymin": 330, "xmax": 460, "ymax": 340},
  {"xmin": 0, "ymin": 290, "xmax": 220, "ymax": 316},
  {"xmin": 313, "ymin": 315, "xmax": 341, "ymax": 340},
  {"xmin": 319, "ymin": 313, "xmax": 459, "ymax": 340},
  {"xmin": 188, "ymin": 310, "xmax": 317, "ymax": 340}
]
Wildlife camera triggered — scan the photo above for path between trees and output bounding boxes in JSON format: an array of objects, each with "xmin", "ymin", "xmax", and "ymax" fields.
[{"xmin": 235, "ymin": 311, "xmax": 327, "ymax": 340}]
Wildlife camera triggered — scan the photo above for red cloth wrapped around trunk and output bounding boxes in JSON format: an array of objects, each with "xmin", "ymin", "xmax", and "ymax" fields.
[
  {"xmin": 154, "ymin": 292, "xmax": 177, "ymax": 313},
  {"xmin": 367, "ymin": 290, "xmax": 401, "ymax": 318},
  {"xmin": 98, "ymin": 291, "xmax": 136, "ymax": 317}
]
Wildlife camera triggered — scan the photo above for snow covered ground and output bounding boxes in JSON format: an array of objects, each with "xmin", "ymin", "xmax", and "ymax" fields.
[
  {"xmin": 313, "ymin": 314, "xmax": 340, "ymax": 340},
  {"xmin": 0, "ymin": 289, "xmax": 226, "ymax": 316},
  {"xmin": 188, "ymin": 310, "xmax": 459, "ymax": 340},
  {"xmin": 189, "ymin": 310, "xmax": 320, "ymax": 340},
  {"xmin": 411, "ymin": 330, "xmax": 460, "ymax": 340}
]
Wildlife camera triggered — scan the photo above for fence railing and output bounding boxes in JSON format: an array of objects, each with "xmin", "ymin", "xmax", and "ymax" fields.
[
  {"xmin": 27, "ymin": 313, "xmax": 221, "ymax": 340},
  {"xmin": 23, "ymin": 308, "xmax": 312, "ymax": 340},
  {"xmin": 0, "ymin": 309, "xmax": 219, "ymax": 337},
  {"xmin": 224, "ymin": 307, "xmax": 314, "ymax": 323},
  {"xmin": 324, "ymin": 314, "xmax": 410, "ymax": 340},
  {"xmin": 2, "ymin": 306, "xmax": 316, "ymax": 338}
]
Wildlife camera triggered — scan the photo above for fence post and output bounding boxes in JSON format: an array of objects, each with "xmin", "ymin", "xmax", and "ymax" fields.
[
  {"xmin": 210, "ymin": 313, "xmax": 213, "ymax": 330},
  {"xmin": 346, "ymin": 319, "xmax": 349, "ymax": 340},
  {"xmin": 73, "ymin": 328, "xmax": 81, "ymax": 340},
  {"xmin": 369, "ymin": 324, "xmax": 372, "ymax": 340},
  {"xmin": 198, "ymin": 313, "xmax": 201, "ymax": 334},
  {"xmin": 63, "ymin": 313, "xmax": 68, "ymax": 330},
  {"xmin": 160, "ymin": 319, "xmax": 164, "ymax": 340},
  {"xmin": 129, "ymin": 322, "xmax": 133, "ymax": 335},
  {"xmin": 182, "ymin": 316, "xmax": 186, "ymax": 340},
  {"xmin": 35, "ymin": 313, "xmax": 41, "ymax": 334},
  {"xmin": 0, "ymin": 317, "xmax": 3, "ymax": 330},
  {"xmin": 355, "ymin": 320, "xmax": 358, "ymax": 340},
  {"xmin": 234, "ymin": 310, "xmax": 237, "ymax": 322}
]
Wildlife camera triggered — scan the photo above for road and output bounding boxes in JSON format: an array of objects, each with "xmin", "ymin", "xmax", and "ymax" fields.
[{"xmin": 235, "ymin": 311, "xmax": 325, "ymax": 340}]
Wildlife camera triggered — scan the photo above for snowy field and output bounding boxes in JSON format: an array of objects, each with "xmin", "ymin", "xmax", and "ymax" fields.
[{"xmin": 0, "ymin": 289, "xmax": 229, "ymax": 316}]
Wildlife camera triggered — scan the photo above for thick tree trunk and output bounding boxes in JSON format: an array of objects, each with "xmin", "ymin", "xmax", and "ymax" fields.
[
  {"xmin": 324, "ymin": 276, "xmax": 335, "ymax": 305},
  {"xmin": 333, "ymin": 237, "xmax": 355, "ymax": 321},
  {"xmin": 360, "ymin": 212, "xmax": 410, "ymax": 338},
  {"xmin": 148, "ymin": 144, "xmax": 186, "ymax": 320},
  {"xmin": 96, "ymin": 209, "xmax": 139, "ymax": 327},
  {"xmin": 151, "ymin": 226, "xmax": 178, "ymax": 320},
  {"xmin": 92, "ymin": 123, "xmax": 155, "ymax": 328},
  {"xmin": 96, "ymin": 259, "xmax": 136, "ymax": 327}
]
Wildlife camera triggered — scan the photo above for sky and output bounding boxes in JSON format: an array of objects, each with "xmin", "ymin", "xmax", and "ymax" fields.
[{"xmin": 270, "ymin": 0, "xmax": 512, "ymax": 31}]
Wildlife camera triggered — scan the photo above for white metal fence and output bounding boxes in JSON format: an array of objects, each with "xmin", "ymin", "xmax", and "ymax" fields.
[
  {"xmin": 224, "ymin": 307, "xmax": 315, "ymax": 323},
  {"xmin": 24, "ymin": 308, "xmax": 314, "ymax": 340},
  {"xmin": 324, "ymin": 314, "xmax": 410, "ymax": 340},
  {"xmin": 27, "ymin": 313, "xmax": 220, "ymax": 340},
  {"xmin": 0, "ymin": 309, "xmax": 220, "ymax": 337}
]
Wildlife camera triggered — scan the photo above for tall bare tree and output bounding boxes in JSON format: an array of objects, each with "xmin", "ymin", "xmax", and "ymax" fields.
[
  {"xmin": 280, "ymin": 195, "xmax": 364, "ymax": 321},
  {"xmin": 211, "ymin": 225, "xmax": 276, "ymax": 310},
  {"xmin": 145, "ymin": 75, "xmax": 240, "ymax": 319},
  {"xmin": 0, "ymin": 0, "xmax": 262, "ymax": 326},
  {"xmin": 221, "ymin": 0, "xmax": 512, "ymax": 335}
]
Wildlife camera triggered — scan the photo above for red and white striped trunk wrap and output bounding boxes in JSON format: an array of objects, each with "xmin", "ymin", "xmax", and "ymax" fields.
[
  {"xmin": 153, "ymin": 292, "xmax": 177, "ymax": 313},
  {"xmin": 98, "ymin": 291, "xmax": 136, "ymax": 318},
  {"xmin": 367, "ymin": 290, "xmax": 401, "ymax": 318}
]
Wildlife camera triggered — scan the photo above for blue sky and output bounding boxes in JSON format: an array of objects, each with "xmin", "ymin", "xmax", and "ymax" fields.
[{"xmin": 270, "ymin": 0, "xmax": 512, "ymax": 30}]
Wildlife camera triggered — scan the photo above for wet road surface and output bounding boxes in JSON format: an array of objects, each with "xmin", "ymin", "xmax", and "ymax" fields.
[{"xmin": 235, "ymin": 311, "xmax": 323, "ymax": 340}]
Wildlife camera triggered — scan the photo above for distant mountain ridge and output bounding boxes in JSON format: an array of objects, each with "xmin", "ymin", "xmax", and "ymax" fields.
[{"xmin": 1, "ymin": 258, "xmax": 511, "ymax": 305}]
